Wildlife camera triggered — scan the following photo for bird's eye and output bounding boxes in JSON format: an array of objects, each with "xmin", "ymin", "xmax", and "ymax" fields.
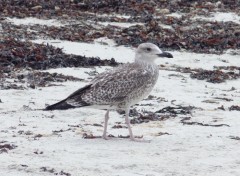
[{"xmin": 146, "ymin": 48, "xmax": 151, "ymax": 52}]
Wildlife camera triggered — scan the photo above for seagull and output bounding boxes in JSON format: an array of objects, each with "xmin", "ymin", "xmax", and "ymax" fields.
[{"xmin": 45, "ymin": 43, "xmax": 173, "ymax": 142}]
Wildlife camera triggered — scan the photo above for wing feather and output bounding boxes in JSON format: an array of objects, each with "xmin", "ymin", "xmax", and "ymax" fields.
[
  {"xmin": 65, "ymin": 63, "xmax": 156, "ymax": 106},
  {"xmin": 81, "ymin": 63, "xmax": 154, "ymax": 105}
]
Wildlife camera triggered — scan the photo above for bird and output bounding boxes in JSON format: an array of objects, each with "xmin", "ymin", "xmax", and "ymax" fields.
[{"xmin": 45, "ymin": 43, "xmax": 173, "ymax": 142}]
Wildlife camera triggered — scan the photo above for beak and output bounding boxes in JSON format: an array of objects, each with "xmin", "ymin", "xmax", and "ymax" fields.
[{"xmin": 157, "ymin": 52, "xmax": 173, "ymax": 58}]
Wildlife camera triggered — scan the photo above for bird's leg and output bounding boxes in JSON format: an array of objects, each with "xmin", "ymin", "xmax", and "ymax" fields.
[
  {"xmin": 124, "ymin": 108, "xmax": 135, "ymax": 140},
  {"xmin": 102, "ymin": 110, "xmax": 110, "ymax": 140},
  {"xmin": 125, "ymin": 108, "xmax": 150, "ymax": 143}
]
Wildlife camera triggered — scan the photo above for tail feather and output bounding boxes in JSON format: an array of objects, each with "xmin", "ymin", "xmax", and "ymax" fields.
[
  {"xmin": 45, "ymin": 99, "xmax": 76, "ymax": 110},
  {"xmin": 45, "ymin": 84, "xmax": 92, "ymax": 111}
]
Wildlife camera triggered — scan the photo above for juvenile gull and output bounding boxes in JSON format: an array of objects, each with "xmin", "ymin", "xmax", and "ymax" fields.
[{"xmin": 46, "ymin": 43, "xmax": 173, "ymax": 142}]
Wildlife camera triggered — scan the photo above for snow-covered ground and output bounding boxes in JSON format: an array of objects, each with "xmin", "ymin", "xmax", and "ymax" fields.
[
  {"xmin": 5, "ymin": 17, "xmax": 65, "ymax": 27},
  {"xmin": 193, "ymin": 12, "xmax": 240, "ymax": 24},
  {"xmin": 1, "ymin": 13, "xmax": 240, "ymax": 176}
]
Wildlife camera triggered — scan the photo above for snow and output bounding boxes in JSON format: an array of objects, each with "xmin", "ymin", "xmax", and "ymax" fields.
[
  {"xmin": 98, "ymin": 21, "xmax": 143, "ymax": 28},
  {"xmin": 158, "ymin": 23, "xmax": 173, "ymax": 30},
  {"xmin": 32, "ymin": 39, "xmax": 240, "ymax": 69},
  {"xmin": 5, "ymin": 17, "xmax": 65, "ymax": 27},
  {"xmin": 193, "ymin": 12, "xmax": 240, "ymax": 24},
  {"xmin": 32, "ymin": 38, "xmax": 135, "ymax": 63},
  {"xmin": 166, "ymin": 13, "xmax": 183, "ymax": 18},
  {"xmin": 1, "ymin": 15, "xmax": 240, "ymax": 176},
  {"xmin": 161, "ymin": 50, "xmax": 240, "ymax": 70},
  {"xmin": 86, "ymin": 12, "xmax": 131, "ymax": 19}
]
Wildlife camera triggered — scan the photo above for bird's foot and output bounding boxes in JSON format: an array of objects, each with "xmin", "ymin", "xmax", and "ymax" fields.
[{"xmin": 102, "ymin": 135, "xmax": 110, "ymax": 140}]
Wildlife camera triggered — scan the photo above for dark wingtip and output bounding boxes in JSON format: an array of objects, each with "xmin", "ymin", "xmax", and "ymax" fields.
[
  {"xmin": 45, "ymin": 105, "xmax": 54, "ymax": 111},
  {"xmin": 45, "ymin": 84, "xmax": 92, "ymax": 111},
  {"xmin": 45, "ymin": 101, "xmax": 76, "ymax": 111},
  {"xmin": 165, "ymin": 52, "xmax": 173, "ymax": 58}
]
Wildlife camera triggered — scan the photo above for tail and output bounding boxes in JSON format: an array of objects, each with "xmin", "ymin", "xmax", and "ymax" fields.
[
  {"xmin": 45, "ymin": 84, "xmax": 92, "ymax": 111},
  {"xmin": 45, "ymin": 98, "xmax": 76, "ymax": 110}
]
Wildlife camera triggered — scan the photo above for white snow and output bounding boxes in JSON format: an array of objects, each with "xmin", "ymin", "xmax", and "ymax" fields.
[
  {"xmin": 5, "ymin": 17, "xmax": 65, "ymax": 27},
  {"xmin": 32, "ymin": 38, "xmax": 135, "ymax": 63},
  {"xmin": 166, "ymin": 13, "xmax": 183, "ymax": 18},
  {"xmin": 86, "ymin": 12, "xmax": 131, "ymax": 19},
  {"xmin": 32, "ymin": 39, "xmax": 240, "ymax": 70},
  {"xmin": 160, "ymin": 50, "xmax": 240, "ymax": 70},
  {"xmin": 193, "ymin": 12, "xmax": 240, "ymax": 24},
  {"xmin": 98, "ymin": 21, "xmax": 143, "ymax": 28},
  {"xmin": 158, "ymin": 23, "xmax": 174, "ymax": 30}
]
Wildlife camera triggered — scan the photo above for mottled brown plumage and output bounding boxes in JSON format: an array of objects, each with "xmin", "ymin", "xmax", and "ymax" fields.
[
  {"xmin": 46, "ymin": 43, "xmax": 173, "ymax": 142},
  {"xmin": 65, "ymin": 62, "xmax": 159, "ymax": 109}
]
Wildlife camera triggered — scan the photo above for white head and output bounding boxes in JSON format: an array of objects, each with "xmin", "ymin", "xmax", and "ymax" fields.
[{"xmin": 135, "ymin": 43, "xmax": 173, "ymax": 63}]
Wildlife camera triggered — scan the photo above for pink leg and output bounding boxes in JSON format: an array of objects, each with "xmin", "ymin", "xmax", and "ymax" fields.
[
  {"xmin": 125, "ymin": 108, "xmax": 150, "ymax": 143},
  {"xmin": 102, "ymin": 110, "xmax": 110, "ymax": 140}
]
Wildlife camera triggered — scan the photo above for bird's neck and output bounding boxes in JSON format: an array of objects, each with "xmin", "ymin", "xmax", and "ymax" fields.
[
  {"xmin": 134, "ymin": 57, "xmax": 158, "ymax": 74},
  {"xmin": 134, "ymin": 55, "xmax": 157, "ymax": 66}
]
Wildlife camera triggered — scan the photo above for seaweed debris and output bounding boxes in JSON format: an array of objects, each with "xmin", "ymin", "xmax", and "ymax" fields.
[
  {"xmin": 190, "ymin": 70, "xmax": 240, "ymax": 83},
  {"xmin": 1, "ymin": 0, "xmax": 239, "ymax": 18},
  {"xmin": 1, "ymin": 1, "xmax": 239, "ymax": 54},
  {"xmin": 0, "ymin": 38, "xmax": 118, "ymax": 73},
  {"xmin": 229, "ymin": 105, "xmax": 240, "ymax": 111},
  {"xmin": 155, "ymin": 106, "xmax": 195, "ymax": 116},
  {"xmin": 172, "ymin": 66, "xmax": 240, "ymax": 83},
  {"xmin": 1, "ymin": 71, "xmax": 85, "ymax": 90},
  {"xmin": 0, "ymin": 142, "xmax": 18, "ymax": 154},
  {"xmin": 130, "ymin": 106, "xmax": 196, "ymax": 124},
  {"xmin": 180, "ymin": 117, "xmax": 230, "ymax": 127}
]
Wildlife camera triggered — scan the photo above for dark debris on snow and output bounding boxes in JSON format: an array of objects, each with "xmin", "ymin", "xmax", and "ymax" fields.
[{"xmin": 0, "ymin": 0, "xmax": 239, "ymax": 54}]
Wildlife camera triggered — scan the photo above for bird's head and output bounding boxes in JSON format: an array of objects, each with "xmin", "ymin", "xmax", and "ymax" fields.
[{"xmin": 135, "ymin": 43, "xmax": 173, "ymax": 63}]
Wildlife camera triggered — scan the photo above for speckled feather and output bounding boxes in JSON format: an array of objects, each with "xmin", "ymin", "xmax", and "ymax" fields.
[
  {"xmin": 45, "ymin": 43, "xmax": 173, "ymax": 142},
  {"xmin": 66, "ymin": 62, "xmax": 159, "ymax": 109},
  {"xmin": 45, "ymin": 43, "xmax": 172, "ymax": 111}
]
